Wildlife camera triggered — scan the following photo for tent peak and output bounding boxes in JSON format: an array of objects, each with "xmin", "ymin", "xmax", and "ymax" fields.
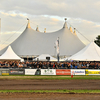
[
  {"xmin": 65, "ymin": 18, "xmax": 67, "ymax": 21},
  {"xmin": 26, "ymin": 18, "xmax": 31, "ymax": 28},
  {"xmin": 68, "ymin": 41, "xmax": 100, "ymax": 61},
  {"xmin": 0, "ymin": 45, "xmax": 21, "ymax": 60},
  {"xmin": 63, "ymin": 18, "xmax": 67, "ymax": 28}
]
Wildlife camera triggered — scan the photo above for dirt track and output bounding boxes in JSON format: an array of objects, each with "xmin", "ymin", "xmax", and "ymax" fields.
[
  {"xmin": 0, "ymin": 93, "xmax": 99, "ymax": 100},
  {"xmin": 0, "ymin": 79, "xmax": 100, "ymax": 100},
  {"xmin": 0, "ymin": 79, "xmax": 100, "ymax": 90}
]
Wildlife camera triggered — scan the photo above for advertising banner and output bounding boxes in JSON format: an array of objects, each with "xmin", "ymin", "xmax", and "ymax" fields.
[
  {"xmin": 25, "ymin": 69, "xmax": 37, "ymax": 75},
  {"xmin": 0, "ymin": 69, "xmax": 9, "ymax": 75},
  {"xmin": 86, "ymin": 69, "xmax": 100, "ymax": 75},
  {"xmin": 1, "ymin": 70, "xmax": 9, "ymax": 75},
  {"xmin": 9, "ymin": 69, "xmax": 25, "ymax": 75},
  {"xmin": 2, "ymin": 73, "xmax": 9, "ymax": 75},
  {"xmin": 41, "ymin": 69, "xmax": 56, "ymax": 75},
  {"xmin": 71, "ymin": 69, "xmax": 85, "ymax": 75},
  {"xmin": 56, "ymin": 69, "xmax": 71, "ymax": 75}
]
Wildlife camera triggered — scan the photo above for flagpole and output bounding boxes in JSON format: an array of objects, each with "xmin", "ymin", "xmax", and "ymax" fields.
[{"xmin": 57, "ymin": 53, "xmax": 59, "ymax": 63}]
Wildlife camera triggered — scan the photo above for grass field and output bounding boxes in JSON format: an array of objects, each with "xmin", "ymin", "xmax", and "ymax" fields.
[
  {"xmin": 0, "ymin": 90, "xmax": 100, "ymax": 93},
  {"xmin": 0, "ymin": 75, "xmax": 100, "ymax": 80}
]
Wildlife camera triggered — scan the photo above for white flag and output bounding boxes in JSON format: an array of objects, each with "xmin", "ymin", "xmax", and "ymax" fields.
[
  {"xmin": 56, "ymin": 37, "xmax": 59, "ymax": 62},
  {"xmin": 56, "ymin": 37, "xmax": 59, "ymax": 55}
]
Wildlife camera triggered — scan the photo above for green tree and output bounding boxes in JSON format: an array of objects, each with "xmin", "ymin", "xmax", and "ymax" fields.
[{"xmin": 94, "ymin": 35, "xmax": 100, "ymax": 47}]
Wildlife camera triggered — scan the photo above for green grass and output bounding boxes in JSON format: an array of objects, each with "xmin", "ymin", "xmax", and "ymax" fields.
[
  {"xmin": 0, "ymin": 75, "xmax": 100, "ymax": 80},
  {"xmin": 0, "ymin": 90, "xmax": 100, "ymax": 93}
]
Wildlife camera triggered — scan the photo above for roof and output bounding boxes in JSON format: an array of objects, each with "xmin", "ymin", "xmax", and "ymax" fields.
[
  {"xmin": 68, "ymin": 42, "xmax": 100, "ymax": 61},
  {"xmin": 0, "ymin": 20, "xmax": 85, "ymax": 57},
  {"xmin": 0, "ymin": 45, "xmax": 21, "ymax": 60}
]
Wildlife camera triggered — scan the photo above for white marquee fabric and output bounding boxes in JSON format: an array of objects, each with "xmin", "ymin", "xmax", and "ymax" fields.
[
  {"xmin": 68, "ymin": 42, "xmax": 100, "ymax": 61},
  {"xmin": 0, "ymin": 20, "xmax": 85, "ymax": 57},
  {"xmin": 0, "ymin": 45, "xmax": 21, "ymax": 60},
  {"xmin": 34, "ymin": 54, "xmax": 57, "ymax": 61},
  {"xmin": 50, "ymin": 58, "xmax": 65, "ymax": 62}
]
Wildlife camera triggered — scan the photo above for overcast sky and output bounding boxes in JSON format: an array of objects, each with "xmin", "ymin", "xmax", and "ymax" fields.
[{"xmin": 0, "ymin": 0, "xmax": 100, "ymax": 49}]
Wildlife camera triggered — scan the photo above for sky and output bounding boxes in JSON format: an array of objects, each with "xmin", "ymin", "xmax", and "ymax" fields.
[{"xmin": 0, "ymin": 0, "xmax": 100, "ymax": 50}]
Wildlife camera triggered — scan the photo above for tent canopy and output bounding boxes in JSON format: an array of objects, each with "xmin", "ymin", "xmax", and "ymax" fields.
[
  {"xmin": 34, "ymin": 54, "xmax": 57, "ymax": 61},
  {"xmin": 0, "ymin": 45, "xmax": 21, "ymax": 60},
  {"xmin": 68, "ymin": 42, "xmax": 100, "ymax": 61},
  {"xmin": 0, "ymin": 19, "xmax": 85, "ymax": 57}
]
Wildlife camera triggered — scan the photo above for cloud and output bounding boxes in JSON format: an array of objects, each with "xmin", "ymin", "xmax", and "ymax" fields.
[
  {"xmin": 68, "ymin": 18, "xmax": 100, "ymax": 44},
  {"xmin": 0, "ymin": 0, "xmax": 100, "ymax": 49},
  {"xmin": 0, "ymin": 0, "xmax": 100, "ymax": 23}
]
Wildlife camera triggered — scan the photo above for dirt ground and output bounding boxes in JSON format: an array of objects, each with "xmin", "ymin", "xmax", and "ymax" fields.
[
  {"xmin": 0, "ymin": 93, "xmax": 100, "ymax": 100},
  {"xmin": 0, "ymin": 79, "xmax": 100, "ymax": 100},
  {"xmin": 0, "ymin": 79, "xmax": 100, "ymax": 90}
]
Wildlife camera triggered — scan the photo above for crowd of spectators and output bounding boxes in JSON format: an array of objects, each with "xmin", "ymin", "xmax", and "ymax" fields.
[{"xmin": 0, "ymin": 61, "xmax": 100, "ymax": 69}]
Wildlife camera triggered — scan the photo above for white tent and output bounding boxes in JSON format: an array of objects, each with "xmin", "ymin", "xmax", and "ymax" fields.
[
  {"xmin": 0, "ymin": 45, "xmax": 21, "ymax": 60},
  {"xmin": 20, "ymin": 59, "xmax": 24, "ymax": 62},
  {"xmin": 34, "ymin": 54, "xmax": 57, "ymax": 61},
  {"xmin": 50, "ymin": 58, "xmax": 66, "ymax": 62},
  {"xmin": 0, "ymin": 19, "xmax": 85, "ymax": 57},
  {"xmin": 68, "ymin": 42, "xmax": 100, "ymax": 61}
]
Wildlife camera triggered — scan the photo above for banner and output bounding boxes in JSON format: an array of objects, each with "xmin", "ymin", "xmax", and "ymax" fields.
[
  {"xmin": 56, "ymin": 69, "xmax": 71, "ymax": 75},
  {"xmin": 25, "ymin": 69, "xmax": 37, "ymax": 75},
  {"xmin": 2, "ymin": 73, "xmax": 9, "ymax": 75},
  {"xmin": 41, "ymin": 69, "xmax": 56, "ymax": 75},
  {"xmin": 2, "ymin": 70, "xmax": 9, "ymax": 75},
  {"xmin": 9, "ymin": 69, "xmax": 25, "ymax": 75},
  {"xmin": 86, "ymin": 69, "xmax": 100, "ymax": 75},
  {"xmin": 71, "ymin": 69, "xmax": 85, "ymax": 75},
  {"xmin": 0, "ymin": 69, "xmax": 9, "ymax": 75}
]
